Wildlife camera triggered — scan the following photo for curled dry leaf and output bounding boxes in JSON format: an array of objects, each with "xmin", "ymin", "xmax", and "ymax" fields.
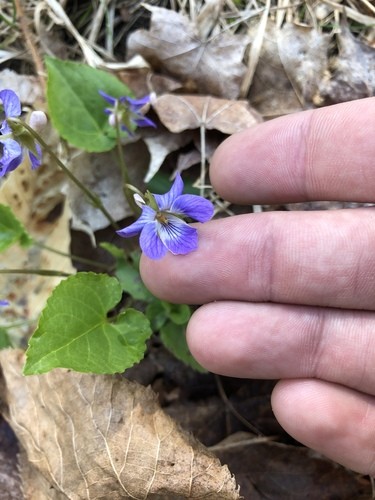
[
  {"xmin": 153, "ymin": 94, "xmax": 262, "ymax": 135},
  {"xmin": 142, "ymin": 128, "xmax": 193, "ymax": 183},
  {"xmin": 127, "ymin": 6, "xmax": 249, "ymax": 99},
  {"xmin": 177, "ymin": 149, "xmax": 202, "ymax": 173},
  {"xmin": 0, "ymin": 350, "xmax": 240, "ymax": 500}
]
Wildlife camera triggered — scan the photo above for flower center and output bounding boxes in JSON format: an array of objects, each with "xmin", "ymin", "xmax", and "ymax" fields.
[{"xmin": 155, "ymin": 211, "xmax": 169, "ymax": 225}]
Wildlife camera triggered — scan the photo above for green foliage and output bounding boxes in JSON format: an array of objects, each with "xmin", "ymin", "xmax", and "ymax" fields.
[
  {"xmin": 147, "ymin": 171, "xmax": 199, "ymax": 195},
  {"xmin": 146, "ymin": 300, "xmax": 205, "ymax": 372},
  {"xmin": 0, "ymin": 328, "xmax": 12, "ymax": 349},
  {"xmin": 160, "ymin": 321, "xmax": 206, "ymax": 373},
  {"xmin": 24, "ymin": 272, "xmax": 152, "ymax": 375},
  {"xmin": 0, "ymin": 204, "xmax": 32, "ymax": 252},
  {"xmin": 46, "ymin": 57, "xmax": 133, "ymax": 152},
  {"xmin": 101, "ymin": 244, "xmax": 154, "ymax": 302},
  {"xmin": 145, "ymin": 300, "xmax": 168, "ymax": 331},
  {"xmin": 101, "ymin": 245, "xmax": 204, "ymax": 372},
  {"xmin": 146, "ymin": 301, "xmax": 190, "ymax": 328},
  {"xmin": 168, "ymin": 303, "xmax": 191, "ymax": 325}
]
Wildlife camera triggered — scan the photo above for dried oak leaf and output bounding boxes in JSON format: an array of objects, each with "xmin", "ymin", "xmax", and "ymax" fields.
[
  {"xmin": 247, "ymin": 22, "xmax": 302, "ymax": 116},
  {"xmin": 0, "ymin": 350, "xmax": 239, "ymax": 500},
  {"xmin": 277, "ymin": 23, "xmax": 330, "ymax": 107},
  {"xmin": 318, "ymin": 24, "xmax": 375, "ymax": 105},
  {"xmin": 153, "ymin": 94, "xmax": 262, "ymax": 134},
  {"xmin": 127, "ymin": 6, "xmax": 249, "ymax": 99}
]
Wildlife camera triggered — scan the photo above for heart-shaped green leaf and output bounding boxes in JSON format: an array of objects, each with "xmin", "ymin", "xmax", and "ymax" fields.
[
  {"xmin": 24, "ymin": 272, "xmax": 152, "ymax": 375},
  {"xmin": 46, "ymin": 57, "xmax": 133, "ymax": 152}
]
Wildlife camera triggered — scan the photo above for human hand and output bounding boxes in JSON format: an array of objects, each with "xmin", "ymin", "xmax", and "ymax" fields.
[{"xmin": 140, "ymin": 97, "xmax": 375, "ymax": 475}]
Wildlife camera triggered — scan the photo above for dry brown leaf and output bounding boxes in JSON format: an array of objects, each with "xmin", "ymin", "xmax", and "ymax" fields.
[
  {"xmin": 177, "ymin": 149, "xmax": 202, "ymax": 173},
  {"xmin": 18, "ymin": 450, "xmax": 66, "ymax": 500},
  {"xmin": 142, "ymin": 128, "xmax": 193, "ymax": 182},
  {"xmin": 0, "ymin": 69, "xmax": 44, "ymax": 105},
  {"xmin": 318, "ymin": 24, "xmax": 375, "ymax": 104},
  {"xmin": 213, "ymin": 432, "xmax": 371, "ymax": 499},
  {"xmin": 119, "ymin": 70, "xmax": 183, "ymax": 98},
  {"xmin": 0, "ymin": 125, "xmax": 74, "ymax": 339},
  {"xmin": 277, "ymin": 23, "xmax": 330, "ymax": 107},
  {"xmin": 153, "ymin": 94, "xmax": 262, "ymax": 135},
  {"xmin": 0, "ymin": 350, "xmax": 240, "ymax": 499},
  {"xmin": 127, "ymin": 6, "xmax": 249, "ymax": 99},
  {"xmin": 196, "ymin": 0, "xmax": 225, "ymax": 39},
  {"xmin": 68, "ymin": 139, "xmax": 149, "ymax": 235},
  {"xmin": 175, "ymin": 133, "xmax": 222, "ymax": 174},
  {"xmin": 247, "ymin": 22, "xmax": 302, "ymax": 117}
]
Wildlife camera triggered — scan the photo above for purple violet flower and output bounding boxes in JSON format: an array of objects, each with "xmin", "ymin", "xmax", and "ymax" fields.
[
  {"xmin": 117, "ymin": 174, "xmax": 214, "ymax": 259},
  {"xmin": 99, "ymin": 91, "xmax": 156, "ymax": 135},
  {"xmin": 0, "ymin": 89, "xmax": 42, "ymax": 177},
  {"xmin": 0, "ymin": 300, "xmax": 9, "ymax": 307}
]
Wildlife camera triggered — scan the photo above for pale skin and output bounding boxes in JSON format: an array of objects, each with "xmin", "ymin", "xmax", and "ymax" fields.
[{"xmin": 141, "ymin": 97, "xmax": 375, "ymax": 475}]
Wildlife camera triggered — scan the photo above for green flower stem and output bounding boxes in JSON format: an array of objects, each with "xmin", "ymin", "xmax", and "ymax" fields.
[
  {"xmin": 0, "ymin": 269, "xmax": 71, "ymax": 277},
  {"xmin": 114, "ymin": 119, "xmax": 140, "ymax": 217},
  {"xmin": 16, "ymin": 120, "xmax": 120, "ymax": 230},
  {"xmin": 34, "ymin": 241, "xmax": 112, "ymax": 271}
]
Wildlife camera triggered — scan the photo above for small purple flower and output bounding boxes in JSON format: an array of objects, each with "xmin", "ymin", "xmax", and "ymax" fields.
[
  {"xmin": 0, "ymin": 89, "xmax": 42, "ymax": 177},
  {"xmin": 0, "ymin": 300, "xmax": 9, "ymax": 307},
  {"xmin": 99, "ymin": 91, "xmax": 156, "ymax": 135},
  {"xmin": 117, "ymin": 174, "xmax": 214, "ymax": 259}
]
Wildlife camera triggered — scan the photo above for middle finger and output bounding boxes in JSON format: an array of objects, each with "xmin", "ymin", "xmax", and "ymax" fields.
[{"xmin": 141, "ymin": 208, "xmax": 375, "ymax": 310}]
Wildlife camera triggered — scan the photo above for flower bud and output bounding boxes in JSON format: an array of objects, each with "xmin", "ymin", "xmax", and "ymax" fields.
[
  {"xmin": 29, "ymin": 111, "xmax": 47, "ymax": 132},
  {"xmin": 108, "ymin": 113, "xmax": 117, "ymax": 128},
  {"xmin": 149, "ymin": 92, "xmax": 157, "ymax": 105},
  {"xmin": 134, "ymin": 193, "xmax": 146, "ymax": 208}
]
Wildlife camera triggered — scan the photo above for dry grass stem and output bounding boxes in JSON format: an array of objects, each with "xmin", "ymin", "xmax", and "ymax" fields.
[
  {"xmin": 240, "ymin": 0, "xmax": 271, "ymax": 97},
  {"xmin": 13, "ymin": 0, "xmax": 46, "ymax": 92},
  {"xmin": 88, "ymin": 0, "xmax": 111, "ymax": 45},
  {"xmin": 322, "ymin": 0, "xmax": 375, "ymax": 25}
]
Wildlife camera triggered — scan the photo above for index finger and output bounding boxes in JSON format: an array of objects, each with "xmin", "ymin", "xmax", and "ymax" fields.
[{"xmin": 211, "ymin": 97, "xmax": 375, "ymax": 204}]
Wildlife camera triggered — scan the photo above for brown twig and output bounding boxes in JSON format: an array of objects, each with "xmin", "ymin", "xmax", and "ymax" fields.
[{"xmin": 14, "ymin": 0, "xmax": 46, "ymax": 94}]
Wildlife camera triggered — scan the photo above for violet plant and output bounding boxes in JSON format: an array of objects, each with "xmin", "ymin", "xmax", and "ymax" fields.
[
  {"xmin": 117, "ymin": 173, "xmax": 214, "ymax": 259},
  {"xmin": 0, "ymin": 57, "xmax": 214, "ymax": 375},
  {"xmin": 99, "ymin": 90, "xmax": 157, "ymax": 216},
  {"xmin": 99, "ymin": 91, "xmax": 157, "ymax": 135},
  {"xmin": 0, "ymin": 89, "xmax": 42, "ymax": 176}
]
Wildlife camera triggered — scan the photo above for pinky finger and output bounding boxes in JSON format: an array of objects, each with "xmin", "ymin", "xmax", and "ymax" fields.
[{"xmin": 271, "ymin": 378, "xmax": 375, "ymax": 476}]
